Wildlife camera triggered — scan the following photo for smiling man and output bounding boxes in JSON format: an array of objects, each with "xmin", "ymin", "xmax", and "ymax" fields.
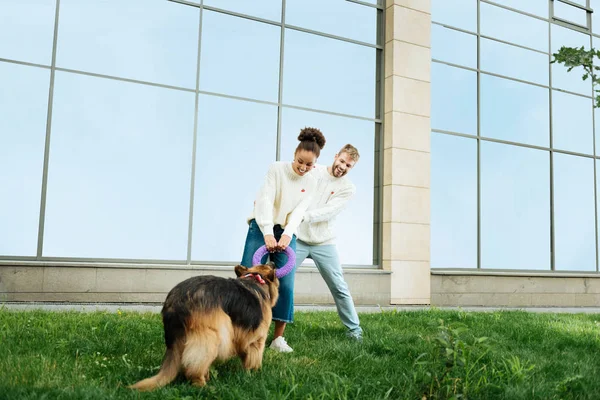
[{"xmin": 295, "ymin": 144, "xmax": 363, "ymax": 341}]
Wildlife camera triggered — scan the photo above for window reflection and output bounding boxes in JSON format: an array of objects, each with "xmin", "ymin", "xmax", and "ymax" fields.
[
  {"xmin": 431, "ymin": 0, "xmax": 476, "ymax": 32},
  {"xmin": 0, "ymin": 62, "xmax": 50, "ymax": 256},
  {"xmin": 285, "ymin": 0, "xmax": 377, "ymax": 44},
  {"xmin": 56, "ymin": 0, "xmax": 199, "ymax": 88},
  {"xmin": 553, "ymin": 153, "xmax": 596, "ymax": 271},
  {"xmin": 552, "ymin": 91, "xmax": 593, "ymax": 155},
  {"xmin": 191, "ymin": 95, "xmax": 278, "ymax": 262},
  {"xmin": 280, "ymin": 108, "xmax": 375, "ymax": 266},
  {"xmin": 480, "ymin": 74, "xmax": 549, "ymax": 147},
  {"xmin": 44, "ymin": 72, "xmax": 195, "ymax": 260},
  {"xmin": 431, "ymin": 132, "xmax": 477, "ymax": 268},
  {"xmin": 283, "ymin": 29, "xmax": 376, "ymax": 118},
  {"xmin": 200, "ymin": 10, "xmax": 281, "ymax": 102},
  {"xmin": 431, "ymin": 24, "xmax": 477, "ymax": 69},
  {"xmin": 0, "ymin": 0, "xmax": 56, "ymax": 65},
  {"xmin": 431, "ymin": 63, "xmax": 477, "ymax": 135},
  {"xmin": 480, "ymin": 38, "xmax": 548, "ymax": 85},
  {"xmin": 481, "ymin": 142, "xmax": 550, "ymax": 270}
]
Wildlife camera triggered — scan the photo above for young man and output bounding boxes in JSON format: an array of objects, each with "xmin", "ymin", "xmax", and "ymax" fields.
[{"xmin": 297, "ymin": 144, "xmax": 363, "ymax": 341}]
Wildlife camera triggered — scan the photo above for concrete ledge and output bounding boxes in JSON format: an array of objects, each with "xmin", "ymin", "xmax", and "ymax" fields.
[
  {"xmin": 432, "ymin": 274, "xmax": 600, "ymax": 307},
  {"xmin": 0, "ymin": 265, "xmax": 391, "ymax": 306}
]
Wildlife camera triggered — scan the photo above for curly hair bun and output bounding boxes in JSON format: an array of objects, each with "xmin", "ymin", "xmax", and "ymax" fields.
[{"xmin": 298, "ymin": 127, "xmax": 326, "ymax": 150}]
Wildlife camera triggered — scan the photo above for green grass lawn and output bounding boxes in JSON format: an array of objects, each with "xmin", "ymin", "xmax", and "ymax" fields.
[{"xmin": 1, "ymin": 308, "xmax": 600, "ymax": 399}]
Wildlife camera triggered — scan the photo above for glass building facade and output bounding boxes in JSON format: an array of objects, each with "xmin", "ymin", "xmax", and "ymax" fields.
[
  {"xmin": 0, "ymin": 0, "xmax": 382, "ymax": 267},
  {"xmin": 431, "ymin": 0, "xmax": 600, "ymax": 273},
  {"xmin": 5, "ymin": 0, "xmax": 600, "ymax": 306}
]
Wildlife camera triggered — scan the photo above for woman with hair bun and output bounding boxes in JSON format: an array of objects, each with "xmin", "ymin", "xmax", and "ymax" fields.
[{"xmin": 241, "ymin": 127, "xmax": 326, "ymax": 353}]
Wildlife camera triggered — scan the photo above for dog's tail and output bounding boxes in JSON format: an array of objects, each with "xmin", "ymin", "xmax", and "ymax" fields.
[{"xmin": 128, "ymin": 342, "xmax": 182, "ymax": 391}]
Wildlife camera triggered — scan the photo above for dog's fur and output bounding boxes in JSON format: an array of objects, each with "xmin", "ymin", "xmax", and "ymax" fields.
[{"xmin": 129, "ymin": 263, "xmax": 279, "ymax": 391}]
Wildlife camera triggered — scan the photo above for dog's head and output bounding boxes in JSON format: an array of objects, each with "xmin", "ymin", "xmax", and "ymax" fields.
[{"xmin": 234, "ymin": 262, "xmax": 277, "ymax": 285}]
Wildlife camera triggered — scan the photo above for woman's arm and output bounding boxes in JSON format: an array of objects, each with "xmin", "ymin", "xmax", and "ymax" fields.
[{"xmin": 254, "ymin": 164, "xmax": 277, "ymax": 238}]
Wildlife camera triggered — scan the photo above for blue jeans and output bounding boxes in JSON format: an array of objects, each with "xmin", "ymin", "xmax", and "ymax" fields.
[
  {"xmin": 296, "ymin": 240, "xmax": 362, "ymax": 335},
  {"xmin": 241, "ymin": 219, "xmax": 297, "ymax": 323}
]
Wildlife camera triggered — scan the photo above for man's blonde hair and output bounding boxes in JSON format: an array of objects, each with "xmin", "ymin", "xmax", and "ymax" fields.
[{"xmin": 338, "ymin": 144, "xmax": 360, "ymax": 162}]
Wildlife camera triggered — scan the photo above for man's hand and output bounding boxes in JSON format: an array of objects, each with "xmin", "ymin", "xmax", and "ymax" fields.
[
  {"xmin": 277, "ymin": 234, "xmax": 292, "ymax": 251},
  {"xmin": 264, "ymin": 234, "xmax": 278, "ymax": 252}
]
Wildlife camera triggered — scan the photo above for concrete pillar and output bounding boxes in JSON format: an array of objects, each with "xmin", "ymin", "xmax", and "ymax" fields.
[{"xmin": 382, "ymin": 0, "xmax": 431, "ymax": 304}]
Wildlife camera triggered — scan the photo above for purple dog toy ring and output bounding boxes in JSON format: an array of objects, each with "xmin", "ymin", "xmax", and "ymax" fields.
[{"xmin": 252, "ymin": 245, "xmax": 296, "ymax": 279}]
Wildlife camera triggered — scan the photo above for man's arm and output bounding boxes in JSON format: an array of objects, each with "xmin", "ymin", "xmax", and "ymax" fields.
[{"xmin": 302, "ymin": 184, "xmax": 356, "ymax": 224}]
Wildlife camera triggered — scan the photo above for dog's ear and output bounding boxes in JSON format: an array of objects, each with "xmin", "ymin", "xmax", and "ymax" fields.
[{"xmin": 234, "ymin": 265, "xmax": 248, "ymax": 277}]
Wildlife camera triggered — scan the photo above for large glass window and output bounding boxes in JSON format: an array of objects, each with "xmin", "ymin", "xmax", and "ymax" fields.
[
  {"xmin": 481, "ymin": 142, "xmax": 550, "ymax": 270},
  {"xmin": 0, "ymin": 2, "xmax": 380, "ymax": 267},
  {"xmin": 431, "ymin": 63, "xmax": 477, "ymax": 135},
  {"xmin": 553, "ymin": 153, "xmax": 596, "ymax": 271},
  {"xmin": 56, "ymin": 0, "xmax": 200, "ymax": 88},
  {"xmin": 480, "ymin": 2, "xmax": 548, "ymax": 52},
  {"xmin": 0, "ymin": 0, "xmax": 56, "ymax": 65},
  {"xmin": 431, "ymin": 0, "xmax": 476, "ymax": 32},
  {"xmin": 490, "ymin": 0, "xmax": 548, "ymax": 18},
  {"xmin": 480, "ymin": 38, "xmax": 548, "ymax": 85},
  {"xmin": 480, "ymin": 74, "xmax": 549, "ymax": 147},
  {"xmin": 199, "ymin": 11, "xmax": 281, "ymax": 102},
  {"xmin": 191, "ymin": 95, "xmax": 278, "ymax": 262},
  {"xmin": 552, "ymin": 91, "xmax": 594, "ymax": 155},
  {"xmin": 0, "ymin": 62, "xmax": 50, "ymax": 256},
  {"xmin": 554, "ymin": 1, "xmax": 587, "ymax": 27},
  {"xmin": 431, "ymin": 133, "xmax": 477, "ymax": 269},
  {"xmin": 285, "ymin": 0, "xmax": 377, "ymax": 44},
  {"xmin": 44, "ymin": 72, "xmax": 195, "ymax": 260},
  {"xmin": 203, "ymin": 0, "xmax": 282, "ymax": 22},
  {"xmin": 283, "ymin": 29, "xmax": 376, "ymax": 118},
  {"xmin": 431, "ymin": 24, "xmax": 477, "ymax": 69},
  {"xmin": 593, "ymin": 0, "xmax": 600, "ymax": 35}
]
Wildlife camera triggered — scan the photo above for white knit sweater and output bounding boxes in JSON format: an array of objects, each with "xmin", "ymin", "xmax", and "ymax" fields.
[
  {"xmin": 296, "ymin": 165, "xmax": 356, "ymax": 245},
  {"xmin": 249, "ymin": 161, "xmax": 317, "ymax": 238}
]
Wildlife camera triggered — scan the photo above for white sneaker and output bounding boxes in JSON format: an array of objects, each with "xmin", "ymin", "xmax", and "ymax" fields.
[{"xmin": 269, "ymin": 336, "xmax": 293, "ymax": 353}]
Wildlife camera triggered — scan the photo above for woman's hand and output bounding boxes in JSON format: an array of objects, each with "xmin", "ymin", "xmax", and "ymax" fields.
[
  {"xmin": 277, "ymin": 234, "xmax": 292, "ymax": 251},
  {"xmin": 264, "ymin": 234, "xmax": 278, "ymax": 252}
]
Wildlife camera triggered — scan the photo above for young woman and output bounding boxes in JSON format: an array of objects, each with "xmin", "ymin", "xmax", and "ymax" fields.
[{"xmin": 240, "ymin": 127, "xmax": 326, "ymax": 353}]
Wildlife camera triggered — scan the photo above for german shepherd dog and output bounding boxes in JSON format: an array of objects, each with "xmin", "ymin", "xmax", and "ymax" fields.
[{"xmin": 129, "ymin": 263, "xmax": 279, "ymax": 391}]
